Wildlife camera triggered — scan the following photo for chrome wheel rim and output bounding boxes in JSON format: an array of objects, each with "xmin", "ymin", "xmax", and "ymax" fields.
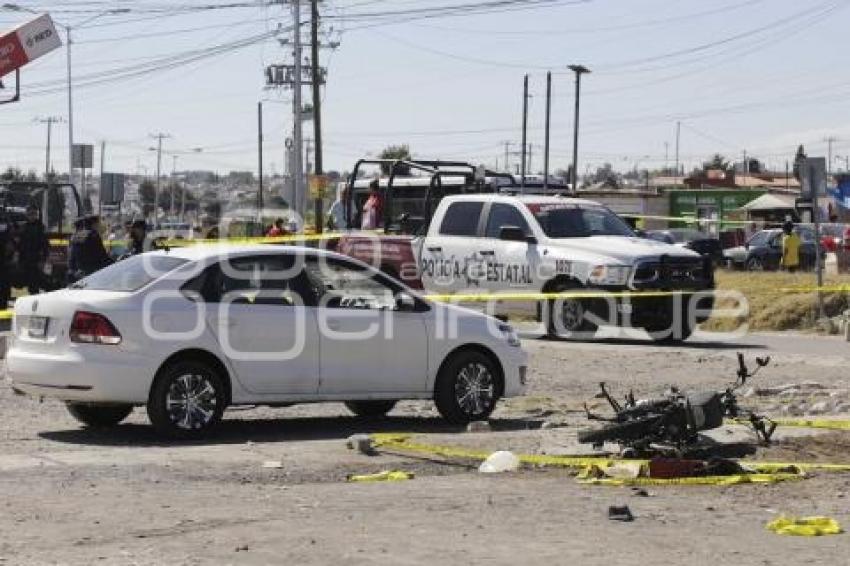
[
  {"xmin": 455, "ymin": 362, "xmax": 495, "ymax": 417},
  {"xmin": 166, "ymin": 373, "xmax": 218, "ymax": 430},
  {"xmin": 747, "ymin": 258, "xmax": 763, "ymax": 271},
  {"xmin": 560, "ymin": 299, "xmax": 584, "ymax": 331}
]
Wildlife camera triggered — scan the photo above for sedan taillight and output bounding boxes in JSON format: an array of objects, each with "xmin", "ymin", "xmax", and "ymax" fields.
[{"xmin": 69, "ymin": 311, "xmax": 122, "ymax": 345}]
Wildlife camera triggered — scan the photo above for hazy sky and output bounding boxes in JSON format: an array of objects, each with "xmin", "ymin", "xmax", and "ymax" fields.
[{"xmin": 1, "ymin": 0, "xmax": 849, "ymax": 178}]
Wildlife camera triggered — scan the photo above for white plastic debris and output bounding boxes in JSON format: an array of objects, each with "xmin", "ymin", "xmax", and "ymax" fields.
[
  {"xmin": 478, "ymin": 451, "xmax": 520, "ymax": 473},
  {"xmin": 262, "ymin": 461, "xmax": 283, "ymax": 469}
]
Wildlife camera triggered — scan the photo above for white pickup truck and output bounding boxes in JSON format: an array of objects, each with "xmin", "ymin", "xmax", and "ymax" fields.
[{"xmin": 338, "ymin": 193, "xmax": 715, "ymax": 341}]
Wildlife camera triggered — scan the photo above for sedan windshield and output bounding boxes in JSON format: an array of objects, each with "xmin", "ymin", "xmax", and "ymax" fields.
[
  {"xmin": 528, "ymin": 204, "xmax": 634, "ymax": 238},
  {"xmin": 70, "ymin": 255, "xmax": 189, "ymax": 291}
]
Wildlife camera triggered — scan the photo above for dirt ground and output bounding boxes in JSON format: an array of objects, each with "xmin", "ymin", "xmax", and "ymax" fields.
[{"xmin": 1, "ymin": 333, "xmax": 850, "ymax": 565}]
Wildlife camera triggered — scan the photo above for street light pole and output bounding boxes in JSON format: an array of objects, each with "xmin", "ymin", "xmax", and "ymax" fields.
[{"xmin": 568, "ymin": 64, "xmax": 590, "ymax": 196}]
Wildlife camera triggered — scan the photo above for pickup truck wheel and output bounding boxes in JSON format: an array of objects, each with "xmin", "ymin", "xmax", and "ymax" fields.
[
  {"xmin": 544, "ymin": 282, "xmax": 597, "ymax": 338},
  {"xmin": 644, "ymin": 309, "xmax": 696, "ymax": 343},
  {"xmin": 434, "ymin": 351, "xmax": 501, "ymax": 425},
  {"xmin": 345, "ymin": 400, "xmax": 397, "ymax": 418},
  {"xmin": 66, "ymin": 403, "xmax": 133, "ymax": 428}
]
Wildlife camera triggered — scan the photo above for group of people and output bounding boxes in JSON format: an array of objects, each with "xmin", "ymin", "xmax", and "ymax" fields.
[
  {"xmin": 0, "ymin": 205, "xmax": 51, "ymax": 307},
  {"xmin": 0, "ymin": 208, "xmax": 152, "ymax": 307}
]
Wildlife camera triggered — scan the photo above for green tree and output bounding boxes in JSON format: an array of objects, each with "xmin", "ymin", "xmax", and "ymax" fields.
[
  {"xmin": 379, "ymin": 144, "xmax": 412, "ymax": 175},
  {"xmin": 703, "ymin": 154, "xmax": 731, "ymax": 172}
]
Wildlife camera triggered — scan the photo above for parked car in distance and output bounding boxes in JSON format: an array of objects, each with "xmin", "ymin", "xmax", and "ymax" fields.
[
  {"xmin": 723, "ymin": 227, "xmax": 819, "ymax": 271},
  {"xmin": 641, "ymin": 229, "xmax": 724, "ymax": 265},
  {"xmin": 6, "ymin": 245, "xmax": 528, "ymax": 438}
]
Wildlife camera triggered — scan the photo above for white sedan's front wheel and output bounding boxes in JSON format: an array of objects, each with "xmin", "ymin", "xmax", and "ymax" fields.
[
  {"xmin": 147, "ymin": 361, "xmax": 227, "ymax": 439},
  {"xmin": 434, "ymin": 351, "xmax": 501, "ymax": 425}
]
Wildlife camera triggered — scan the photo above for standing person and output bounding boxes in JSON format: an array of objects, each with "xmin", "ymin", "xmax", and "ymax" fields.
[
  {"xmin": 360, "ymin": 180, "xmax": 383, "ymax": 230},
  {"xmin": 326, "ymin": 186, "xmax": 348, "ymax": 231},
  {"xmin": 0, "ymin": 215, "xmax": 12, "ymax": 307},
  {"xmin": 128, "ymin": 219, "xmax": 148, "ymax": 256},
  {"xmin": 68, "ymin": 215, "xmax": 113, "ymax": 283},
  {"xmin": 17, "ymin": 205, "xmax": 50, "ymax": 295},
  {"xmin": 781, "ymin": 221, "xmax": 801, "ymax": 273},
  {"xmin": 267, "ymin": 218, "xmax": 289, "ymax": 237}
]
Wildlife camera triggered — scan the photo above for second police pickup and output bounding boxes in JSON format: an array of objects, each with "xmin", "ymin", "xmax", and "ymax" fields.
[{"xmin": 337, "ymin": 162, "xmax": 715, "ymax": 342}]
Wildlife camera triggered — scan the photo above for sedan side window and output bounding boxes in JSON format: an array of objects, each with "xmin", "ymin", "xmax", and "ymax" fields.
[
  {"xmin": 485, "ymin": 203, "xmax": 530, "ymax": 239},
  {"xmin": 303, "ymin": 257, "xmax": 400, "ymax": 310},
  {"xmin": 182, "ymin": 255, "xmax": 318, "ymax": 306}
]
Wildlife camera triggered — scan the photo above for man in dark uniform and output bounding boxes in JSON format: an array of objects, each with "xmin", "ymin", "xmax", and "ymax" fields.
[
  {"xmin": 0, "ymin": 213, "xmax": 12, "ymax": 307},
  {"xmin": 68, "ymin": 214, "xmax": 112, "ymax": 283},
  {"xmin": 17, "ymin": 205, "xmax": 50, "ymax": 294},
  {"xmin": 128, "ymin": 219, "xmax": 148, "ymax": 256}
]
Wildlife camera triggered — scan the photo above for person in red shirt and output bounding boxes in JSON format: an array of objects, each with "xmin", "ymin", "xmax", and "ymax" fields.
[{"xmin": 267, "ymin": 218, "xmax": 289, "ymax": 237}]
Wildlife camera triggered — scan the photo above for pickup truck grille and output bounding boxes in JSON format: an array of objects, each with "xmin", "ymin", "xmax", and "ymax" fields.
[{"xmin": 632, "ymin": 256, "xmax": 712, "ymax": 288}]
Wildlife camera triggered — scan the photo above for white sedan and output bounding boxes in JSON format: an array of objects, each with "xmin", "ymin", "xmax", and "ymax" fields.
[{"xmin": 6, "ymin": 245, "xmax": 528, "ymax": 438}]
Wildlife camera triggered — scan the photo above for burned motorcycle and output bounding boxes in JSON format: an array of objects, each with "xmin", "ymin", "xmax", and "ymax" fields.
[{"xmin": 578, "ymin": 354, "xmax": 776, "ymax": 456}]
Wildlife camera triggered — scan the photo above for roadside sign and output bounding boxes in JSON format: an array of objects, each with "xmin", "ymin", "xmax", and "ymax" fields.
[
  {"xmin": 309, "ymin": 174, "xmax": 329, "ymax": 200},
  {"xmin": 72, "ymin": 144, "xmax": 93, "ymax": 169},
  {"xmin": 0, "ymin": 14, "xmax": 61, "ymax": 79},
  {"xmin": 100, "ymin": 173, "xmax": 125, "ymax": 205},
  {"xmin": 800, "ymin": 157, "xmax": 826, "ymax": 200}
]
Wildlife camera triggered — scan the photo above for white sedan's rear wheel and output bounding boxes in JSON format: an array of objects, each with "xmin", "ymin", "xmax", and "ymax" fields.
[{"xmin": 147, "ymin": 361, "xmax": 226, "ymax": 439}]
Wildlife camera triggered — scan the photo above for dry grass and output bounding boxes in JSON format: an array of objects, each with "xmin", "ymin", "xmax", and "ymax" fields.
[{"xmin": 702, "ymin": 270, "xmax": 850, "ymax": 332}]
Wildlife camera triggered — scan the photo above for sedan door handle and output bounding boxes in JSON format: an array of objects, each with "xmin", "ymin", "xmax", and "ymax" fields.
[
  {"xmin": 479, "ymin": 250, "xmax": 495, "ymax": 256},
  {"xmin": 427, "ymin": 246, "xmax": 442, "ymax": 253}
]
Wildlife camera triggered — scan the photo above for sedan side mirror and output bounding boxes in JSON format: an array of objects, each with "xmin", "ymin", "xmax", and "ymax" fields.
[
  {"xmin": 395, "ymin": 292, "xmax": 416, "ymax": 312},
  {"xmin": 500, "ymin": 225, "xmax": 536, "ymax": 244}
]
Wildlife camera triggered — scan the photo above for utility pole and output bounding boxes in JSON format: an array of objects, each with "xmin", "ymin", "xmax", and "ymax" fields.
[
  {"xmin": 521, "ymin": 74, "xmax": 528, "ymax": 191},
  {"xmin": 503, "ymin": 141, "xmax": 511, "ymax": 173},
  {"xmin": 99, "ymin": 140, "xmax": 105, "ymax": 216},
  {"xmin": 825, "ymin": 136, "xmax": 837, "ymax": 181},
  {"xmin": 568, "ymin": 64, "xmax": 590, "ymax": 196},
  {"xmin": 675, "ymin": 121, "xmax": 681, "ymax": 184},
  {"xmin": 170, "ymin": 155, "xmax": 178, "ymax": 217},
  {"xmin": 311, "ymin": 0, "xmax": 324, "ymax": 233},
  {"xmin": 664, "ymin": 142, "xmax": 669, "ymax": 174},
  {"xmin": 543, "ymin": 71, "xmax": 552, "ymax": 190},
  {"xmin": 150, "ymin": 133, "xmax": 170, "ymax": 223},
  {"xmin": 742, "ymin": 149, "xmax": 747, "ymax": 177},
  {"xmin": 258, "ymin": 101, "xmax": 264, "ymax": 224},
  {"xmin": 36, "ymin": 117, "xmax": 62, "ymax": 181},
  {"xmin": 292, "ymin": 0, "xmax": 305, "ymax": 229}
]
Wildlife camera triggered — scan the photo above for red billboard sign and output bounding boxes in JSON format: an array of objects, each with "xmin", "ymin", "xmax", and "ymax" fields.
[{"xmin": 0, "ymin": 14, "xmax": 61, "ymax": 78}]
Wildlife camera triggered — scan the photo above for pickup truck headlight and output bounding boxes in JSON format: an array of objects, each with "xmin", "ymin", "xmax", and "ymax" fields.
[
  {"xmin": 498, "ymin": 323, "xmax": 522, "ymax": 347},
  {"xmin": 588, "ymin": 265, "xmax": 631, "ymax": 286}
]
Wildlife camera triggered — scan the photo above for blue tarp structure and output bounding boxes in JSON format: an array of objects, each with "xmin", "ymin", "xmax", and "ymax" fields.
[{"xmin": 834, "ymin": 174, "xmax": 850, "ymax": 210}]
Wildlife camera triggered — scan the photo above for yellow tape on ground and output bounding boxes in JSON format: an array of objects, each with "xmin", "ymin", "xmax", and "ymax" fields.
[
  {"xmin": 0, "ymin": 309, "xmax": 11, "ymax": 321},
  {"xmin": 729, "ymin": 417, "xmax": 850, "ymax": 431},
  {"xmin": 578, "ymin": 471, "xmax": 805, "ymax": 487},
  {"xmin": 372, "ymin": 434, "xmax": 850, "ymax": 486},
  {"xmin": 371, "ymin": 433, "xmax": 621, "ymax": 469},
  {"xmin": 347, "ymin": 470, "xmax": 414, "ymax": 483},
  {"xmin": 766, "ymin": 516, "xmax": 843, "ymax": 536}
]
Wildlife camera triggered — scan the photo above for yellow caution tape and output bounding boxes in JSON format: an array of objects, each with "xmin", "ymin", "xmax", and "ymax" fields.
[
  {"xmin": 371, "ymin": 434, "xmax": 850, "ymax": 487},
  {"xmin": 578, "ymin": 471, "xmax": 806, "ymax": 487},
  {"xmin": 729, "ymin": 417, "xmax": 850, "ymax": 431},
  {"xmin": 0, "ymin": 310, "xmax": 11, "ymax": 321},
  {"xmin": 766, "ymin": 516, "xmax": 843, "ymax": 536},
  {"xmin": 347, "ymin": 470, "xmax": 414, "ymax": 483},
  {"xmin": 371, "ymin": 433, "xmax": 621, "ymax": 469},
  {"xmin": 424, "ymin": 289, "xmax": 706, "ymax": 303}
]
